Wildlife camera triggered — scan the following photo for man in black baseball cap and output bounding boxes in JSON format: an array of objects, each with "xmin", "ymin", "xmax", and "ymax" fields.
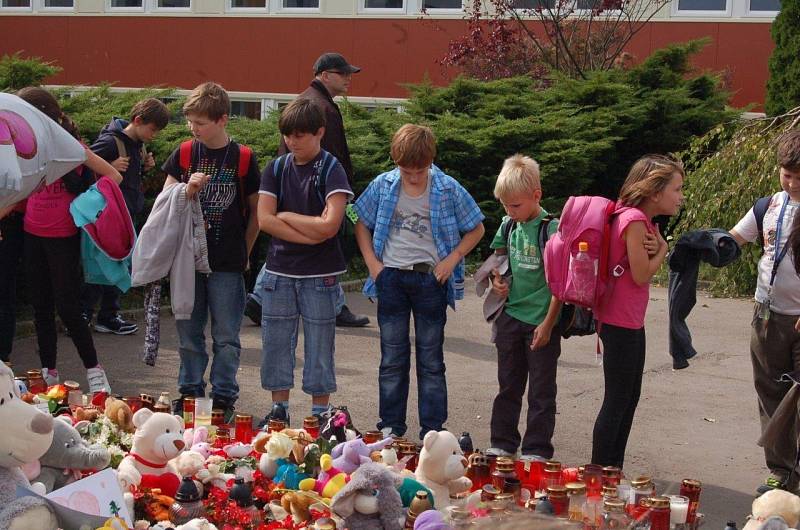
[
  {"xmin": 313, "ymin": 52, "xmax": 362, "ymax": 76},
  {"xmin": 244, "ymin": 52, "xmax": 370, "ymax": 329}
]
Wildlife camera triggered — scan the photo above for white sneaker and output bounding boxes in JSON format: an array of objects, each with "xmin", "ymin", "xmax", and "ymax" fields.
[
  {"xmin": 41, "ymin": 368, "xmax": 59, "ymax": 387},
  {"xmin": 485, "ymin": 447, "xmax": 517, "ymax": 458},
  {"xmin": 519, "ymin": 454, "xmax": 548, "ymax": 463},
  {"xmin": 381, "ymin": 427, "xmax": 396, "ymax": 439},
  {"xmin": 86, "ymin": 366, "xmax": 111, "ymax": 394}
]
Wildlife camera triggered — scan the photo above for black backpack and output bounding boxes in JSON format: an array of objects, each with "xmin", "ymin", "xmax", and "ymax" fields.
[{"xmin": 502, "ymin": 216, "xmax": 595, "ymax": 339}]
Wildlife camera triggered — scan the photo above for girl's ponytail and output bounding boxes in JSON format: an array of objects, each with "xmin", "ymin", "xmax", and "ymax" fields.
[{"xmin": 16, "ymin": 86, "xmax": 81, "ymax": 140}]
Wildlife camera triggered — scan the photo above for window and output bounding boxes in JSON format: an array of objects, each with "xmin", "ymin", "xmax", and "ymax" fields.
[
  {"xmin": 422, "ymin": 0, "xmax": 461, "ymax": 8},
  {"xmin": 41, "ymin": 0, "xmax": 73, "ymax": 6},
  {"xmin": 674, "ymin": 0, "xmax": 728, "ymax": 13},
  {"xmin": 364, "ymin": 0, "xmax": 402, "ymax": 8},
  {"xmin": 231, "ymin": 101, "xmax": 262, "ymax": 120},
  {"xmin": 155, "ymin": 0, "xmax": 190, "ymax": 8},
  {"xmin": 510, "ymin": 0, "xmax": 555, "ymax": 8},
  {"xmin": 576, "ymin": 0, "xmax": 621, "ymax": 10},
  {"xmin": 108, "ymin": 0, "xmax": 143, "ymax": 8},
  {"xmin": 1, "ymin": 0, "xmax": 30, "ymax": 7},
  {"xmin": 283, "ymin": 0, "xmax": 318, "ymax": 6},
  {"xmin": 230, "ymin": 0, "xmax": 266, "ymax": 8},
  {"xmin": 749, "ymin": 0, "xmax": 779, "ymax": 11}
]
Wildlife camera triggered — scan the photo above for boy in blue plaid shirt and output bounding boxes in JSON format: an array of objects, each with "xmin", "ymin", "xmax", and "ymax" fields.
[{"xmin": 354, "ymin": 124, "xmax": 485, "ymax": 440}]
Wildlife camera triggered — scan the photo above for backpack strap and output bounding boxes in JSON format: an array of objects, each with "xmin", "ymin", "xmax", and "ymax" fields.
[
  {"xmin": 271, "ymin": 153, "xmax": 293, "ymax": 208},
  {"xmin": 314, "ymin": 150, "xmax": 338, "ymax": 206},
  {"xmin": 112, "ymin": 136, "xmax": 127, "ymax": 159},
  {"xmin": 537, "ymin": 215, "xmax": 555, "ymax": 261},
  {"xmin": 178, "ymin": 140, "xmax": 194, "ymax": 178},
  {"xmin": 501, "ymin": 218, "xmax": 516, "ymax": 249},
  {"xmin": 236, "ymin": 144, "xmax": 253, "ymax": 218},
  {"xmin": 754, "ymin": 195, "xmax": 771, "ymax": 249}
]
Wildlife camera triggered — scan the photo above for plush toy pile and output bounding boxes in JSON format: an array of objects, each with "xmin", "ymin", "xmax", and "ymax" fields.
[{"xmin": 8, "ymin": 376, "xmax": 789, "ymax": 530}]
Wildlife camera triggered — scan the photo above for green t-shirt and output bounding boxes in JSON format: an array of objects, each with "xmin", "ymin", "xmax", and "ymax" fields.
[{"xmin": 490, "ymin": 210, "xmax": 558, "ymax": 326}]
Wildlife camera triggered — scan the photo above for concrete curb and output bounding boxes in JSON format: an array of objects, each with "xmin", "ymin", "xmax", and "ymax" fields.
[{"xmin": 13, "ymin": 278, "xmax": 368, "ymax": 339}]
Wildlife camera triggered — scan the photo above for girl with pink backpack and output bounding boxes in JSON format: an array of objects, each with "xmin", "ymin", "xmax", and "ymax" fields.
[{"xmin": 590, "ymin": 154, "xmax": 684, "ymax": 467}]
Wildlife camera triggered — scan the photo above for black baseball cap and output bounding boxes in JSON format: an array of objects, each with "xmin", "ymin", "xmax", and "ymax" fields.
[{"xmin": 313, "ymin": 53, "xmax": 361, "ymax": 76}]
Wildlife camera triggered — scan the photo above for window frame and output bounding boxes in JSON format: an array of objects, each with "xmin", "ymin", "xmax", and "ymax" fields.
[
  {"xmin": 274, "ymin": 0, "xmax": 320, "ymax": 14},
  {"xmin": 417, "ymin": 0, "xmax": 463, "ymax": 14},
  {"xmin": 743, "ymin": 0, "xmax": 779, "ymax": 17},
  {"xmin": 671, "ymin": 0, "xmax": 731, "ymax": 17},
  {"xmin": 225, "ymin": 0, "xmax": 268, "ymax": 13},
  {"xmin": 358, "ymin": 0, "xmax": 407, "ymax": 15},
  {"xmin": 36, "ymin": 0, "xmax": 75, "ymax": 12},
  {"xmin": 0, "ymin": 0, "xmax": 33, "ymax": 12},
  {"xmin": 105, "ymin": 0, "xmax": 145, "ymax": 13},
  {"xmin": 149, "ymin": 0, "xmax": 192, "ymax": 13}
]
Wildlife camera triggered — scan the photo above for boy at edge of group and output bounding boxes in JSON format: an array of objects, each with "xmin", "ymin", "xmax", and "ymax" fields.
[
  {"xmin": 161, "ymin": 82, "xmax": 261, "ymax": 422},
  {"xmin": 487, "ymin": 154, "xmax": 563, "ymax": 462},
  {"xmin": 84, "ymin": 98, "xmax": 170, "ymax": 335},
  {"xmin": 354, "ymin": 124, "xmax": 485, "ymax": 440},
  {"xmin": 730, "ymin": 130, "xmax": 800, "ymax": 495},
  {"xmin": 256, "ymin": 97, "xmax": 353, "ymax": 427}
]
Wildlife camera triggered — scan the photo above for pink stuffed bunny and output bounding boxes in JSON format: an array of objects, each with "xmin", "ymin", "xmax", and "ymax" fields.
[
  {"xmin": 183, "ymin": 427, "xmax": 212, "ymax": 458},
  {"xmin": 331, "ymin": 437, "xmax": 394, "ymax": 474}
]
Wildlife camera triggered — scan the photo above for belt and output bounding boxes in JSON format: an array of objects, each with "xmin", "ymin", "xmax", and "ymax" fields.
[{"xmin": 393, "ymin": 263, "xmax": 434, "ymax": 273}]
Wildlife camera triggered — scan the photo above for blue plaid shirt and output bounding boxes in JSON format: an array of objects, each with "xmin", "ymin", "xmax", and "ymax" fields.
[{"xmin": 354, "ymin": 165, "xmax": 484, "ymax": 309}]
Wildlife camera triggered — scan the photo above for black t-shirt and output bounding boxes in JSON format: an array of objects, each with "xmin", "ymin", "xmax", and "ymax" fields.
[
  {"xmin": 162, "ymin": 140, "xmax": 260, "ymax": 272},
  {"xmin": 259, "ymin": 150, "xmax": 353, "ymax": 277}
]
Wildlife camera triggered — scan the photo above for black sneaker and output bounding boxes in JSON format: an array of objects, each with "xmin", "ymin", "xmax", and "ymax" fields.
[
  {"xmin": 336, "ymin": 305, "xmax": 370, "ymax": 328},
  {"xmin": 257, "ymin": 402, "xmax": 290, "ymax": 430},
  {"xmin": 244, "ymin": 295, "xmax": 262, "ymax": 326},
  {"xmin": 213, "ymin": 397, "xmax": 236, "ymax": 424},
  {"xmin": 95, "ymin": 315, "xmax": 138, "ymax": 335}
]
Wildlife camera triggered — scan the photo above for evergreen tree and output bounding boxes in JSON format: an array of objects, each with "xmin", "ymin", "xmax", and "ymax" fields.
[{"xmin": 765, "ymin": 0, "xmax": 800, "ymax": 116}]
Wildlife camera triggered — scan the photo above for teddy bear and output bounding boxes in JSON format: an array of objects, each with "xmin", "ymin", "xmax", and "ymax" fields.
[
  {"xmin": 331, "ymin": 462, "xmax": 404, "ymax": 530},
  {"xmin": 182, "ymin": 427, "xmax": 212, "ymax": 459},
  {"xmin": 117, "ymin": 408, "xmax": 185, "ymax": 498},
  {"xmin": 33, "ymin": 415, "xmax": 111, "ymax": 492},
  {"xmin": 0, "ymin": 362, "xmax": 58, "ymax": 530},
  {"xmin": 742, "ymin": 490, "xmax": 800, "ymax": 530},
  {"xmin": 280, "ymin": 490, "xmax": 327, "ymax": 524},
  {"xmin": 74, "ymin": 406, "xmax": 103, "ymax": 422},
  {"xmin": 105, "ymin": 397, "xmax": 135, "ymax": 433},
  {"xmin": 331, "ymin": 437, "xmax": 395, "ymax": 474},
  {"xmin": 414, "ymin": 430, "xmax": 471, "ymax": 510}
]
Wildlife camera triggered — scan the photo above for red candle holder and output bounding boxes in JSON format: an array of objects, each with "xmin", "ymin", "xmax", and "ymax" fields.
[{"xmin": 235, "ymin": 414, "xmax": 253, "ymax": 444}]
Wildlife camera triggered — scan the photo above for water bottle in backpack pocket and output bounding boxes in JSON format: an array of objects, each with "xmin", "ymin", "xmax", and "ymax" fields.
[{"xmin": 564, "ymin": 241, "xmax": 597, "ymax": 307}]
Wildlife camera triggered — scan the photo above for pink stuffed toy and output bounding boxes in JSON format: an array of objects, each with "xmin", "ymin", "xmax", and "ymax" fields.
[{"xmin": 331, "ymin": 437, "xmax": 394, "ymax": 474}]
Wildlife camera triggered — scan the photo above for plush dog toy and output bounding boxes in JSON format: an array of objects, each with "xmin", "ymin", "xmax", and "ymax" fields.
[
  {"xmin": 34, "ymin": 415, "xmax": 111, "ymax": 492},
  {"xmin": 105, "ymin": 397, "xmax": 135, "ymax": 433},
  {"xmin": 414, "ymin": 430, "xmax": 471, "ymax": 510},
  {"xmin": 117, "ymin": 409, "xmax": 185, "ymax": 498},
  {"xmin": 332, "ymin": 462, "xmax": 403, "ymax": 530},
  {"xmin": 0, "ymin": 362, "xmax": 58, "ymax": 530},
  {"xmin": 331, "ymin": 437, "xmax": 395, "ymax": 474},
  {"xmin": 743, "ymin": 490, "xmax": 800, "ymax": 530}
]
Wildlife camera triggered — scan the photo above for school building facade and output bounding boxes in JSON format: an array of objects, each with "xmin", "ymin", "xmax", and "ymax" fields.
[{"xmin": 0, "ymin": 0, "xmax": 776, "ymax": 111}]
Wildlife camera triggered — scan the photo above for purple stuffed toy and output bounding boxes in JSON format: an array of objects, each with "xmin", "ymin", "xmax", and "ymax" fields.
[{"xmin": 331, "ymin": 436, "xmax": 395, "ymax": 474}]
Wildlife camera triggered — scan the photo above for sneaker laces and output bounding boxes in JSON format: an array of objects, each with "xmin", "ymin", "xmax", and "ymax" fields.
[{"xmin": 765, "ymin": 477, "xmax": 785, "ymax": 489}]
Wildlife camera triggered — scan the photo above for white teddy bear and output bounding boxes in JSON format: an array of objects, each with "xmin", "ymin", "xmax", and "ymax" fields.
[{"xmin": 414, "ymin": 430, "xmax": 472, "ymax": 510}]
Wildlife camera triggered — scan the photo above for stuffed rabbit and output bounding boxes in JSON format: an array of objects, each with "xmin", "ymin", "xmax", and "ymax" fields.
[{"xmin": 331, "ymin": 462, "xmax": 403, "ymax": 530}]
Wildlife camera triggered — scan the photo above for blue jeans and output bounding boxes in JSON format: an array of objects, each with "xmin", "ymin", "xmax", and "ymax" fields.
[
  {"xmin": 259, "ymin": 272, "xmax": 338, "ymax": 396},
  {"xmin": 176, "ymin": 272, "xmax": 245, "ymax": 402},
  {"xmin": 376, "ymin": 268, "xmax": 448, "ymax": 439},
  {"xmin": 252, "ymin": 264, "xmax": 346, "ymax": 316}
]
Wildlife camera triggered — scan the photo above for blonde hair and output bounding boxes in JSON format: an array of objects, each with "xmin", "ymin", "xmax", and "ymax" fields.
[
  {"xmin": 390, "ymin": 124, "xmax": 437, "ymax": 168},
  {"xmin": 183, "ymin": 82, "xmax": 230, "ymax": 122},
  {"xmin": 494, "ymin": 154, "xmax": 541, "ymax": 200},
  {"xmin": 618, "ymin": 154, "xmax": 684, "ymax": 208}
]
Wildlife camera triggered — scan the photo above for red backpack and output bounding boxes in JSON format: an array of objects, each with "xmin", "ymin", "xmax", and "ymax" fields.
[{"xmin": 178, "ymin": 139, "xmax": 253, "ymax": 217}]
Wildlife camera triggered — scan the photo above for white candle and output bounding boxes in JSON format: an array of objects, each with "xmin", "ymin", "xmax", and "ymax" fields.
[{"xmin": 669, "ymin": 495, "xmax": 689, "ymax": 525}]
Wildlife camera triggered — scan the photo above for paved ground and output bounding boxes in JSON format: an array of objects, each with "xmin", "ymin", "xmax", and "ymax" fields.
[{"xmin": 11, "ymin": 282, "xmax": 767, "ymax": 528}]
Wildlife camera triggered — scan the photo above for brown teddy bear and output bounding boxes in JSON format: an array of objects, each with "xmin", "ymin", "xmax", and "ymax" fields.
[
  {"xmin": 104, "ymin": 397, "xmax": 134, "ymax": 433},
  {"xmin": 280, "ymin": 490, "xmax": 326, "ymax": 524},
  {"xmin": 74, "ymin": 406, "xmax": 102, "ymax": 422}
]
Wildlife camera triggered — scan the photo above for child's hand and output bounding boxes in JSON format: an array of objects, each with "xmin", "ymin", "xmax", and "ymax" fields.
[
  {"xmin": 491, "ymin": 268, "xmax": 509, "ymax": 297},
  {"xmin": 643, "ymin": 231, "xmax": 659, "ymax": 257},
  {"xmin": 531, "ymin": 322, "xmax": 553, "ymax": 350},
  {"xmin": 186, "ymin": 172, "xmax": 210, "ymax": 198},
  {"xmin": 368, "ymin": 262, "xmax": 384, "ymax": 282},
  {"xmin": 434, "ymin": 255, "xmax": 458, "ymax": 284},
  {"xmin": 111, "ymin": 156, "xmax": 130, "ymax": 172},
  {"xmin": 144, "ymin": 152, "xmax": 155, "ymax": 171}
]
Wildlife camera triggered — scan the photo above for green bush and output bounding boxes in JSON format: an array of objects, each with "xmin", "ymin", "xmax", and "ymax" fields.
[
  {"xmin": 674, "ymin": 109, "xmax": 800, "ymax": 296},
  {"xmin": 765, "ymin": 0, "xmax": 800, "ymax": 116},
  {"xmin": 0, "ymin": 52, "xmax": 61, "ymax": 91}
]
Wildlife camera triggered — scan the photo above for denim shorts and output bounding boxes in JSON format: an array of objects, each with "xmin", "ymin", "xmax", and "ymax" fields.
[{"xmin": 259, "ymin": 272, "xmax": 338, "ymax": 396}]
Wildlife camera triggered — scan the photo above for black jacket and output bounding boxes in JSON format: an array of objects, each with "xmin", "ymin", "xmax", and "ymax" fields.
[
  {"xmin": 279, "ymin": 80, "xmax": 354, "ymax": 184},
  {"xmin": 667, "ymin": 229, "xmax": 741, "ymax": 369},
  {"xmin": 90, "ymin": 118, "xmax": 145, "ymax": 214}
]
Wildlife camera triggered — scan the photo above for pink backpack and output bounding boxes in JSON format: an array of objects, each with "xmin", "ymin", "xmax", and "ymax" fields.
[{"xmin": 544, "ymin": 196, "xmax": 628, "ymax": 310}]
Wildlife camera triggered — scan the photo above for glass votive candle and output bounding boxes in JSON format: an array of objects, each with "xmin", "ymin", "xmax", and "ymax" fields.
[
  {"xmin": 68, "ymin": 390, "xmax": 83, "ymax": 413},
  {"xmin": 235, "ymin": 414, "xmax": 253, "ymax": 443},
  {"xmin": 583, "ymin": 464, "xmax": 603, "ymax": 497},
  {"xmin": 668, "ymin": 495, "xmax": 689, "ymax": 525}
]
